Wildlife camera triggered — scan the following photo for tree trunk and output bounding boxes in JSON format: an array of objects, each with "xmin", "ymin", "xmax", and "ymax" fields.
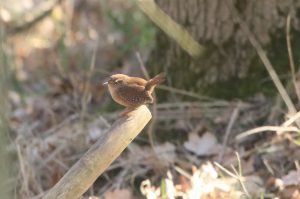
[{"xmin": 149, "ymin": 0, "xmax": 300, "ymax": 99}]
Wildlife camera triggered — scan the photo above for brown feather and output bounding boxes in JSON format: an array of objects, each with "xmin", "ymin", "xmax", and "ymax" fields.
[
  {"xmin": 106, "ymin": 73, "xmax": 165, "ymax": 108},
  {"xmin": 145, "ymin": 73, "xmax": 165, "ymax": 92}
]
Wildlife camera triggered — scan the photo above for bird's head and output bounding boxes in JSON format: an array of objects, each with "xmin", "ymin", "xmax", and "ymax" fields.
[{"xmin": 103, "ymin": 74, "xmax": 129, "ymax": 86}]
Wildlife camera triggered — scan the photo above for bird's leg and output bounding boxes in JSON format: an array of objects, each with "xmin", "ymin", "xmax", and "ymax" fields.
[{"xmin": 146, "ymin": 92, "xmax": 154, "ymax": 104}]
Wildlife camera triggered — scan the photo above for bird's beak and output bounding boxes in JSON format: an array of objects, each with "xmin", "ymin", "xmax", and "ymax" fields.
[{"xmin": 102, "ymin": 78, "xmax": 110, "ymax": 85}]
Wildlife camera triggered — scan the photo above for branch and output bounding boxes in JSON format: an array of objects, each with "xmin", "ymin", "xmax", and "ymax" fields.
[
  {"xmin": 43, "ymin": 105, "xmax": 152, "ymax": 199},
  {"xmin": 137, "ymin": 0, "xmax": 204, "ymax": 58},
  {"xmin": 225, "ymin": 0, "xmax": 297, "ymax": 116}
]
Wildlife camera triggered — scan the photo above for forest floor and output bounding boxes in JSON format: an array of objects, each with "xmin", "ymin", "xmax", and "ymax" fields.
[{"xmin": 2, "ymin": 0, "xmax": 300, "ymax": 198}]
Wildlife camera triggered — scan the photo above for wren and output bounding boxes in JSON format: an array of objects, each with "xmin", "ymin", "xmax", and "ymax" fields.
[{"xmin": 103, "ymin": 73, "xmax": 165, "ymax": 113}]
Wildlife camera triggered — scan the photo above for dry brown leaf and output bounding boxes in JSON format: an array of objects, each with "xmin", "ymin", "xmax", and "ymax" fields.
[
  {"xmin": 243, "ymin": 175, "xmax": 264, "ymax": 197},
  {"xmin": 88, "ymin": 196, "xmax": 101, "ymax": 199},
  {"xmin": 279, "ymin": 186, "xmax": 300, "ymax": 199},
  {"xmin": 188, "ymin": 162, "xmax": 237, "ymax": 198},
  {"xmin": 270, "ymin": 170, "xmax": 300, "ymax": 199},
  {"xmin": 177, "ymin": 175, "xmax": 191, "ymax": 193},
  {"xmin": 220, "ymin": 153, "xmax": 254, "ymax": 175},
  {"xmin": 127, "ymin": 143, "xmax": 176, "ymax": 173},
  {"xmin": 282, "ymin": 170, "xmax": 300, "ymax": 186},
  {"xmin": 154, "ymin": 142, "xmax": 176, "ymax": 164},
  {"xmin": 184, "ymin": 132, "xmax": 222, "ymax": 156},
  {"xmin": 104, "ymin": 189, "xmax": 132, "ymax": 199}
]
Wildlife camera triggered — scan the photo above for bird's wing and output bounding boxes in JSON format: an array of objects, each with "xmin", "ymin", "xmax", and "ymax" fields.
[
  {"xmin": 130, "ymin": 77, "xmax": 148, "ymax": 86},
  {"xmin": 117, "ymin": 84, "xmax": 152, "ymax": 104},
  {"xmin": 118, "ymin": 84, "xmax": 144, "ymax": 100}
]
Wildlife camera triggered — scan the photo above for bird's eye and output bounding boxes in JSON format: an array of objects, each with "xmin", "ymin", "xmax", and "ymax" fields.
[{"xmin": 115, "ymin": 79, "xmax": 123, "ymax": 84}]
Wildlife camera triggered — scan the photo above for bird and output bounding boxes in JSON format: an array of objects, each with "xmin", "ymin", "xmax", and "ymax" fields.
[{"xmin": 103, "ymin": 73, "xmax": 165, "ymax": 115}]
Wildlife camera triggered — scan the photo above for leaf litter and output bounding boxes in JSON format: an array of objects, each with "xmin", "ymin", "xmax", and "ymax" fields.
[{"xmin": 3, "ymin": 0, "xmax": 300, "ymax": 198}]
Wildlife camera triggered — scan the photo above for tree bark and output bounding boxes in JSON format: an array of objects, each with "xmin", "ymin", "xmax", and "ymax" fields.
[{"xmin": 148, "ymin": 0, "xmax": 300, "ymax": 98}]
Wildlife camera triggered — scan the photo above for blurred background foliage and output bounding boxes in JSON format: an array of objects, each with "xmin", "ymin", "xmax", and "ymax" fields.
[{"xmin": 0, "ymin": 27, "xmax": 14, "ymax": 199}]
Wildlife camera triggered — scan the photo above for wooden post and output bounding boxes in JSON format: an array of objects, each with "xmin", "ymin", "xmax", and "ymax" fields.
[{"xmin": 43, "ymin": 105, "xmax": 152, "ymax": 199}]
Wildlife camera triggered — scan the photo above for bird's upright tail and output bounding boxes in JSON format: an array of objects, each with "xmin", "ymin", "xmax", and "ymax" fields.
[{"xmin": 145, "ymin": 73, "xmax": 165, "ymax": 92}]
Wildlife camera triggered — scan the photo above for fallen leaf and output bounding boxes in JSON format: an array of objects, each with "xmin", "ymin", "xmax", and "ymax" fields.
[
  {"xmin": 282, "ymin": 170, "xmax": 300, "ymax": 186},
  {"xmin": 243, "ymin": 175, "xmax": 264, "ymax": 197},
  {"xmin": 104, "ymin": 189, "xmax": 132, "ymax": 199},
  {"xmin": 184, "ymin": 132, "xmax": 222, "ymax": 156},
  {"xmin": 279, "ymin": 186, "xmax": 300, "ymax": 199},
  {"xmin": 88, "ymin": 196, "xmax": 101, "ymax": 199},
  {"xmin": 154, "ymin": 142, "xmax": 176, "ymax": 164},
  {"xmin": 187, "ymin": 163, "xmax": 237, "ymax": 198}
]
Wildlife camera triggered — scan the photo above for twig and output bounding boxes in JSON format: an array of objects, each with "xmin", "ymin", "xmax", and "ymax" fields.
[
  {"xmin": 173, "ymin": 166, "xmax": 192, "ymax": 179},
  {"xmin": 286, "ymin": 14, "xmax": 300, "ymax": 101},
  {"xmin": 237, "ymin": 110, "xmax": 300, "ymax": 140},
  {"xmin": 16, "ymin": 137, "xmax": 30, "ymax": 197},
  {"xmin": 43, "ymin": 106, "xmax": 152, "ymax": 199},
  {"xmin": 233, "ymin": 152, "xmax": 250, "ymax": 197},
  {"xmin": 80, "ymin": 43, "xmax": 98, "ymax": 120},
  {"xmin": 219, "ymin": 104, "xmax": 240, "ymax": 161},
  {"xmin": 135, "ymin": 52, "xmax": 156, "ymax": 148},
  {"xmin": 36, "ymin": 145, "xmax": 65, "ymax": 171},
  {"xmin": 135, "ymin": 52, "xmax": 150, "ymax": 80},
  {"xmin": 215, "ymin": 152, "xmax": 250, "ymax": 198},
  {"xmin": 295, "ymin": 161, "xmax": 300, "ymax": 171},
  {"xmin": 276, "ymin": 110, "xmax": 300, "ymax": 135},
  {"xmin": 43, "ymin": 113, "xmax": 79, "ymax": 136},
  {"xmin": 214, "ymin": 162, "xmax": 238, "ymax": 179},
  {"xmin": 282, "ymin": 111, "xmax": 300, "ymax": 127},
  {"xmin": 262, "ymin": 159, "xmax": 274, "ymax": 176},
  {"xmin": 225, "ymin": 0, "xmax": 297, "ymax": 118},
  {"xmin": 268, "ymin": 15, "xmax": 300, "ymax": 124},
  {"xmin": 156, "ymin": 101, "xmax": 246, "ymax": 109},
  {"xmin": 137, "ymin": 0, "xmax": 204, "ymax": 58},
  {"xmin": 158, "ymin": 85, "xmax": 228, "ymax": 104},
  {"xmin": 236, "ymin": 126, "xmax": 300, "ymax": 140}
]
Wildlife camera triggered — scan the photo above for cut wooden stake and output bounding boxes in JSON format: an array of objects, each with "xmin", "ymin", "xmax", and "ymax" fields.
[{"xmin": 43, "ymin": 105, "xmax": 152, "ymax": 199}]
